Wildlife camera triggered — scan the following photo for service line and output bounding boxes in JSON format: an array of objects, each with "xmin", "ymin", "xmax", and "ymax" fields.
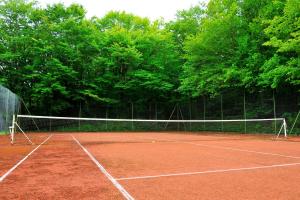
[
  {"xmin": 116, "ymin": 162, "xmax": 300, "ymax": 181},
  {"xmin": 0, "ymin": 134, "xmax": 53, "ymax": 182},
  {"xmin": 140, "ymin": 139, "xmax": 300, "ymax": 159},
  {"xmin": 72, "ymin": 135, "xmax": 135, "ymax": 200},
  {"xmin": 182, "ymin": 141, "xmax": 300, "ymax": 159}
]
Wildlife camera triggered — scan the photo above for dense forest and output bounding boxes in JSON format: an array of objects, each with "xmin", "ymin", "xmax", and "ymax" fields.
[{"xmin": 0, "ymin": 0, "xmax": 299, "ymax": 132}]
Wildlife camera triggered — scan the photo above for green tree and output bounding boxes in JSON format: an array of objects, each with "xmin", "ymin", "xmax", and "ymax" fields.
[{"xmin": 260, "ymin": 0, "xmax": 300, "ymax": 88}]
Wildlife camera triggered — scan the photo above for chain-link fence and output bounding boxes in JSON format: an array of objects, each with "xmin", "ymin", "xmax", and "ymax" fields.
[
  {"xmin": 0, "ymin": 85, "xmax": 20, "ymax": 134},
  {"xmin": 59, "ymin": 89, "xmax": 299, "ymax": 135},
  {"xmin": 16, "ymin": 88, "xmax": 299, "ymax": 135}
]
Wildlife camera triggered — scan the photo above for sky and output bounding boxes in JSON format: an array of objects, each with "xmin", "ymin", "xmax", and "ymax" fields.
[{"xmin": 36, "ymin": 0, "xmax": 206, "ymax": 21}]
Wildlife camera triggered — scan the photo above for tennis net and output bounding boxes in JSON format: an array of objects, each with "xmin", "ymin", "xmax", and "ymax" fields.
[{"xmin": 11, "ymin": 114, "xmax": 287, "ymax": 144}]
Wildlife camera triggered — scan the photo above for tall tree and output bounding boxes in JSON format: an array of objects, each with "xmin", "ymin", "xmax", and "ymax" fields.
[{"xmin": 259, "ymin": 0, "xmax": 300, "ymax": 89}]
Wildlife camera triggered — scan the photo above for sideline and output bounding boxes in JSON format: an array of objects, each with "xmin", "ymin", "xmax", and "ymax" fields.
[
  {"xmin": 0, "ymin": 134, "xmax": 53, "ymax": 182},
  {"xmin": 72, "ymin": 135, "xmax": 134, "ymax": 200},
  {"xmin": 182, "ymin": 141, "xmax": 300, "ymax": 159}
]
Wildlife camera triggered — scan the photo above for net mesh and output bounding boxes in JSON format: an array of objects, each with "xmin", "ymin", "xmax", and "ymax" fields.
[
  {"xmin": 16, "ymin": 115, "xmax": 286, "ymax": 137},
  {"xmin": 0, "ymin": 85, "xmax": 20, "ymax": 134}
]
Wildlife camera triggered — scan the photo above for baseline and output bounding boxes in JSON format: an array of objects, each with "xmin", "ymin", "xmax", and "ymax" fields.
[
  {"xmin": 116, "ymin": 162, "xmax": 300, "ymax": 181},
  {"xmin": 71, "ymin": 135, "xmax": 134, "ymax": 200},
  {"xmin": 0, "ymin": 134, "xmax": 53, "ymax": 182}
]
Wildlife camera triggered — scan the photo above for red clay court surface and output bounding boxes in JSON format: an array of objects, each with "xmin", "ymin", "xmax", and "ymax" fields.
[{"xmin": 1, "ymin": 132, "xmax": 300, "ymax": 199}]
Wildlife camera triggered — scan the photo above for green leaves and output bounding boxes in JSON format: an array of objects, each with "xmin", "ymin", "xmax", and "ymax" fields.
[
  {"xmin": 180, "ymin": 0, "xmax": 245, "ymax": 96},
  {"xmin": 179, "ymin": 0, "xmax": 299, "ymax": 97},
  {"xmin": 263, "ymin": 0, "xmax": 299, "ymax": 53},
  {"xmin": 261, "ymin": 0, "xmax": 300, "ymax": 88},
  {"xmin": 95, "ymin": 11, "xmax": 151, "ymax": 31},
  {"xmin": 0, "ymin": 0, "xmax": 298, "ymax": 116}
]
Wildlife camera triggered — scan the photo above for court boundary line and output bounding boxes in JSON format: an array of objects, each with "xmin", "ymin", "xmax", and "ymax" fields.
[
  {"xmin": 181, "ymin": 141, "xmax": 300, "ymax": 159},
  {"xmin": 143, "ymin": 137, "xmax": 300, "ymax": 159},
  {"xmin": 72, "ymin": 135, "xmax": 134, "ymax": 200},
  {"xmin": 0, "ymin": 134, "xmax": 53, "ymax": 182},
  {"xmin": 116, "ymin": 162, "xmax": 300, "ymax": 181}
]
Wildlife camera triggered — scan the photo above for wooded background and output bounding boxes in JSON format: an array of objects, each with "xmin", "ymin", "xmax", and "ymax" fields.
[{"xmin": 0, "ymin": 0, "xmax": 299, "ymax": 133}]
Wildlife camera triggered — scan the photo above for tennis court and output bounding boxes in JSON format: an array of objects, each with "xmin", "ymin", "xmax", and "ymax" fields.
[{"xmin": 1, "ymin": 132, "xmax": 300, "ymax": 200}]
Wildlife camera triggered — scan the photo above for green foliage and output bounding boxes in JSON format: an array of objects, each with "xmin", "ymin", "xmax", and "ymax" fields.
[
  {"xmin": 0, "ymin": 131, "xmax": 7, "ymax": 135},
  {"xmin": 0, "ymin": 0, "xmax": 298, "ymax": 118},
  {"xmin": 260, "ymin": 0, "xmax": 300, "ymax": 88},
  {"xmin": 180, "ymin": 0, "xmax": 248, "ymax": 96},
  {"xmin": 167, "ymin": 5, "xmax": 205, "ymax": 47}
]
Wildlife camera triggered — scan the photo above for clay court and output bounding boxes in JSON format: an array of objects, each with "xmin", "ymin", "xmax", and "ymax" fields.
[{"xmin": 1, "ymin": 132, "xmax": 300, "ymax": 200}]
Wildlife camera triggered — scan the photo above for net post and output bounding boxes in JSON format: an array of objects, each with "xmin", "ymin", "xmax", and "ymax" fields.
[
  {"xmin": 283, "ymin": 119, "xmax": 287, "ymax": 137},
  {"xmin": 10, "ymin": 114, "xmax": 16, "ymax": 144}
]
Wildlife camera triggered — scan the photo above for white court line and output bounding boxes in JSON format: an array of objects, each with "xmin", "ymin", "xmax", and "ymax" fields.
[
  {"xmin": 182, "ymin": 141, "xmax": 300, "ymax": 159},
  {"xmin": 0, "ymin": 134, "xmax": 53, "ymax": 182},
  {"xmin": 116, "ymin": 162, "xmax": 300, "ymax": 181},
  {"xmin": 142, "ymin": 138, "xmax": 300, "ymax": 159},
  {"xmin": 72, "ymin": 135, "xmax": 134, "ymax": 200},
  {"xmin": 131, "ymin": 136, "xmax": 300, "ymax": 160}
]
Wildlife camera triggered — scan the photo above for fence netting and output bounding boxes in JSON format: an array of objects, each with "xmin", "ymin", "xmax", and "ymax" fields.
[{"xmin": 0, "ymin": 85, "xmax": 20, "ymax": 134}]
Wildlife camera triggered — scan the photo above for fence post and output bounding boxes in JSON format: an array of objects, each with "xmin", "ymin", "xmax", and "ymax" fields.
[
  {"xmin": 244, "ymin": 90, "xmax": 247, "ymax": 133},
  {"xmin": 221, "ymin": 94, "xmax": 224, "ymax": 132},
  {"xmin": 78, "ymin": 101, "xmax": 82, "ymax": 131},
  {"xmin": 189, "ymin": 98, "xmax": 192, "ymax": 131},
  {"xmin": 203, "ymin": 96, "xmax": 206, "ymax": 130},
  {"xmin": 273, "ymin": 90, "xmax": 277, "ymax": 134},
  {"xmin": 131, "ymin": 102, "xmax": 134, "ymax": 130}
]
